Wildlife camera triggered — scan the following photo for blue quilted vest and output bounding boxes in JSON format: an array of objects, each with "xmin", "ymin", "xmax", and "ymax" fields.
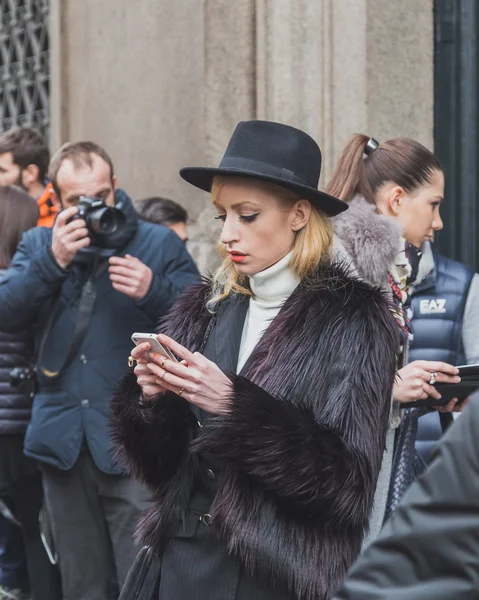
[{"xmin": 410, "ymin": 254, "xmax": 473, "ymax": 462}]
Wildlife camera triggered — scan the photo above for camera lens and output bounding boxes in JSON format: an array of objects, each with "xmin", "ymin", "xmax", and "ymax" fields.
[{"xmin": 89, "ymin": 207, "xmax": 122, "ymax": 235}]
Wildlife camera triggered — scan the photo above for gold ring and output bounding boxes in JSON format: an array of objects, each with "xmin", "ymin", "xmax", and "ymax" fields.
[
  {"xmin": 155, "ymin": 370, "xmax": 167, "ymax": 385},
  {"xmin": 161, "ymin": 357, "xmax": 168, "ymax": 369},
  {"xmin": 128, "ymin": 356, "xmax": 137, "ymax": 368},
  {"xmin": 178, "ymin": 388, "xmax": 185, "ymax": 398}
]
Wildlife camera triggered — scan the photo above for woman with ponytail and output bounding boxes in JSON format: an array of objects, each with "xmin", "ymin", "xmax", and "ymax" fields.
[{"xmin": 327, "ymin": 134, "xmax": 461, "ymax": 531}]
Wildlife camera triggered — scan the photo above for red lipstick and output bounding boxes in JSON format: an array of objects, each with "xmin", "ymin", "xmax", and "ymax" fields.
[{"xmin": 229, "ymin": 251, "xmax": 247, "ymax": 263}]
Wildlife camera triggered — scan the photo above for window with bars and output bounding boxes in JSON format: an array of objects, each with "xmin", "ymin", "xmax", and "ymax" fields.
[{"xmin": 0, "ymin": 0, "xmax": 49, "ymax": 137}]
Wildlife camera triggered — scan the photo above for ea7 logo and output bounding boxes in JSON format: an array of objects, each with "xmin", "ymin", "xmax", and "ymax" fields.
[{"xmin": 419, "ymin": 299, "xmax": 447, "ymax": 314}]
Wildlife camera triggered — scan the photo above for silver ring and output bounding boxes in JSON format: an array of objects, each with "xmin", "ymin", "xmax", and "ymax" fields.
[{"xmin": 429, "ymin": 372, "xmax": 437, "ymax": 386}]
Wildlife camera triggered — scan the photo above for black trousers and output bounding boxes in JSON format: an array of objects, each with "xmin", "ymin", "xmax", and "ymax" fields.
[
  {"xmin": 40, "ymin": 452, "xmax": 149, "ymax": 600},
  {"xmin": 0, "ymin": 471, "xmax": 62, "ymax": 599}
]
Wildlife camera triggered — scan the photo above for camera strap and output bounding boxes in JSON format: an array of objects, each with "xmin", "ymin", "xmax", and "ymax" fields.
[{"xmin": 38, "ymin": 258, "xmax": 109, "ymax": 378}]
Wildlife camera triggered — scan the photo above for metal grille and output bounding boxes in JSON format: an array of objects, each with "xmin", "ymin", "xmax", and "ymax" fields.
[{"xmin": 0, "ymin": 0, "xmax": 49, "ymax": 137}]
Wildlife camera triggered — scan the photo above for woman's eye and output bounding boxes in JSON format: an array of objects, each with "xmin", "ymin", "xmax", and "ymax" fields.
[
  {"xmin": 214, "ymin": 215, "xmax": 227, "ymax": 223},
  {"xmin": 240, "ymin": 213, "xmax": 259, "ymax": 223}
]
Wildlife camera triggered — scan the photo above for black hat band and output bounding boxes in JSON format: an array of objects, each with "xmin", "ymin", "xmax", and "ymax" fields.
[{"xmin": 219, "ymin": 156, "xmax": 316, "ymax": 188}]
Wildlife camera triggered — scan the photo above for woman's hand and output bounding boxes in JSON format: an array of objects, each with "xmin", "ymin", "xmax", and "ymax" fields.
[
  {"xmin": 130, "ymin": 341, "xmax": 169, "ymax": 400},
  {"xmin": 144, "ymin": 334, "xmax": 233, "ymax": 415},
  {"xmin": 393, "ymin": 360, "xmax": 460, "ymax": 405}
]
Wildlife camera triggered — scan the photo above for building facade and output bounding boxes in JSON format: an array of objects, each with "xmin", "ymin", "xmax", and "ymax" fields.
[{"xmin": 7, "ymin": 1, "xmax": 473, "ymax": 272}]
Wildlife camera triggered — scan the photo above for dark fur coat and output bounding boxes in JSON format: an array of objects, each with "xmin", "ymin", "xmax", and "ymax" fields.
[{"xmin": 111, "ymin": 262, "xmax": 399, "ymax": 600}]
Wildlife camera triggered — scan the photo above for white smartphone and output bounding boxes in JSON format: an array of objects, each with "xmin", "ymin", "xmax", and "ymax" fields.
[{"xmin": 131, "ymin": 333, "xmax": 178, "ymax": 362}]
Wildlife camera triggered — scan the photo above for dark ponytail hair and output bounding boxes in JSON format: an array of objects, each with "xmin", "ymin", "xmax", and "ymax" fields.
[{"xmin": 325, "ymin": 133, "xmax": 442, "ymax": 203}]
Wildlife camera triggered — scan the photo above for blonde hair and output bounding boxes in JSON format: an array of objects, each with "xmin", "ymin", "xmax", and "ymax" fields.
[{"xmin": 207, "ymin": 176, "xmax": 333, "ymax": 310}]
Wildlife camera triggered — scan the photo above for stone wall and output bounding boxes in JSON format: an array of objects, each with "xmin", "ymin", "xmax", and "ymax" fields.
[{"xmin": 50, "ymin": 0, "xmax": 434, "ymax": 273}]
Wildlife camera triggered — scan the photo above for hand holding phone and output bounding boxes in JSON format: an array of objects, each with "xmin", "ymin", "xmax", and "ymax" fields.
[{"xmin": 131, "ymin": 333, "xmax": 178, "ymax": 362}]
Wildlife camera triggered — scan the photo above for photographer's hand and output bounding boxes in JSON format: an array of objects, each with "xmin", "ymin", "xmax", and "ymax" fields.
[
  {"xmin": 108, "ymin": 254, "xmax": 153, "ymax": 301},
  {"xmin": 51, "ymin": 207, "xmax": 90, "ymax": 269}
]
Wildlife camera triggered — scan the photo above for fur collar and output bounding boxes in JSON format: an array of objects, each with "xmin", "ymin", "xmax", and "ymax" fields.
[{"xmin": 332, "ymin": 195, "xmax": 402, "ymax": 288}]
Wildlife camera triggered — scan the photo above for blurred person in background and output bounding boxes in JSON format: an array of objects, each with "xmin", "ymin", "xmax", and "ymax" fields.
[
  {"xmin": 0, "ymin": 186, "xmax": 62, "ymax": 600},
  {"xmin": 335, "ymin": 396, "xmax": 479, "ymax": 600},
  {"xmin": 135, "ymin": 196, "xmax": 189, "ymax": 242},
  {"xmin": 0, "ymin": 128, "xmax": 57, "ymax": 228},
  {"xmin": 0, "ymin": 142, "xmax": 199, "ymax": 600},
  {"xmin": 410, "ymin": 241, "xmax": 479, "ymax": 462},
  {"xmin": 327, "ymin": 134, "xmax": 461, "ymax": 528}
]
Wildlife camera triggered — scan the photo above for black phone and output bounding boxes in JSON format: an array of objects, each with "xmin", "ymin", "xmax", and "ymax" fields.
[{"xmin": 403, "ymin": 363, "xmax": 479, "ymax": 408}]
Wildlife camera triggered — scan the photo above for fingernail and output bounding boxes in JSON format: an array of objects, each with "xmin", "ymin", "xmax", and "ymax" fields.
[
  {"xmin": 146, "ymin": 364, "xmax": 153, "ymax": 370},
  {"xmin": 455, "ymin": 377, "xmax": 461, "ymax": 383}
]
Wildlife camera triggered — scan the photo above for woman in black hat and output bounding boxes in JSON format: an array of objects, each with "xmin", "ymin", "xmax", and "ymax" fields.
[{"xmin": 113, "ymin": 121, "xmax": 400, "ymax": 600}]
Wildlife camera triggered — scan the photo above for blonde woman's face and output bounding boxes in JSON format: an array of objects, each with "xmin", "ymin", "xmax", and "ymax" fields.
[{"xmin": 213, "ymin": 180, "xmax": 309, "ymax": 276}]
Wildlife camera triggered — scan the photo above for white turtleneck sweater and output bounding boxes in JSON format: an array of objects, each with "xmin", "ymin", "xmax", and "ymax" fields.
[{"xmin": 236, "ymin": 252, "xmax": 300, "ymax": 373}]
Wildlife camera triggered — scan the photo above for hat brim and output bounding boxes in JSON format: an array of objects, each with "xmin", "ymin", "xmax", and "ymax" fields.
[{"xmin": 179, "ymin": 166, "xmax": 348, "ymax": 217}]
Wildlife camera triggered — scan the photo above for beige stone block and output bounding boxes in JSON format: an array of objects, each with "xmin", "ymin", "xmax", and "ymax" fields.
[
  {"xmin": 188, "ymin": 0, "xmax": 256, "ymax": 273},
  {"xmin": 57, "ymin": 0, "xmax": 207, "ymax": 214},
  {"xmin": 366, "ymin": 0, "xmax": 434, "ymax": 147}
]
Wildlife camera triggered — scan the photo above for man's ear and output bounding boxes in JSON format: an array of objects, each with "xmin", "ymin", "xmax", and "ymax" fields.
[
  {"xmin": 22, "ymin": 163, "xmax": 40, "ymax": 187},
  {"xmin": 50, "ymin": 187, "xmax": 62, "ymax": 209},
  {"xmin": 112, "ymin": 175, "xmax": 117, "ymax": 192}
]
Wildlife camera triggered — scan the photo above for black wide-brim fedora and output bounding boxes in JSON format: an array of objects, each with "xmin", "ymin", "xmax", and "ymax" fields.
[{"xmin": 180, "ymin": 120, "xmax": 348, "ymax": 216}]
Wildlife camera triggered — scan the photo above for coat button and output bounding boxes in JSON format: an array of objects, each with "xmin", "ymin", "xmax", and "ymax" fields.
[
  {"xmin": 81, "ymin": 399, "xmax": 90, "ymax": 408},
  {"xmin": 206, "ymin": 469, "xmax": 215, "ymax": 480},
  {"xmin": 80, "ymin": 354, "xmax": 87, "ymax": 364},
  {"xmin": 200, "ymin": 513, "xmax": 213, "ymax": 526}
]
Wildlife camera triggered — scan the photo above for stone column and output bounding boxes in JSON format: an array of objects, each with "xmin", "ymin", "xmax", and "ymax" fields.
[
  {"xmin": 255, "ymin": 0, "xmax": 434, "ymax": 182},
  {"xmin": 190, "ymin": 0, "xmax": 256, "ymax": 272}
]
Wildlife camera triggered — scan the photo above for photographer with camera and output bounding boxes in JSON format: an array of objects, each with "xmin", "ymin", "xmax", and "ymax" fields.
[{"xmin": 0, "ymin": 142, "xmax": 199, "ymax": 600}]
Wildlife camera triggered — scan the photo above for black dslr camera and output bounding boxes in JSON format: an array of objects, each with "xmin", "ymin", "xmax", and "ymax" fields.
[{"xmin": 69, "ymin": 196, "xmax": 127, "ymax": 248}]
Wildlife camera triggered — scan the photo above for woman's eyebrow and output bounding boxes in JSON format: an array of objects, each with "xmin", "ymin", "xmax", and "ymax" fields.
[{"xmin": 212, "ymin": 201, "xmax": 260, "ymax": 210}]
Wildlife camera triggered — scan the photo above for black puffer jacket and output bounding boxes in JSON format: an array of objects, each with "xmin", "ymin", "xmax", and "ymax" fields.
[{"xmin": 0, "ymin": 270, "xmax": 35, "ymax": 435}]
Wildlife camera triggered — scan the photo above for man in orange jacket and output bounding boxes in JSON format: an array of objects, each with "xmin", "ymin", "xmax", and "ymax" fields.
[{"xmin": 0, "ymin": 128, "xmax": 58, "ymax": 227}]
